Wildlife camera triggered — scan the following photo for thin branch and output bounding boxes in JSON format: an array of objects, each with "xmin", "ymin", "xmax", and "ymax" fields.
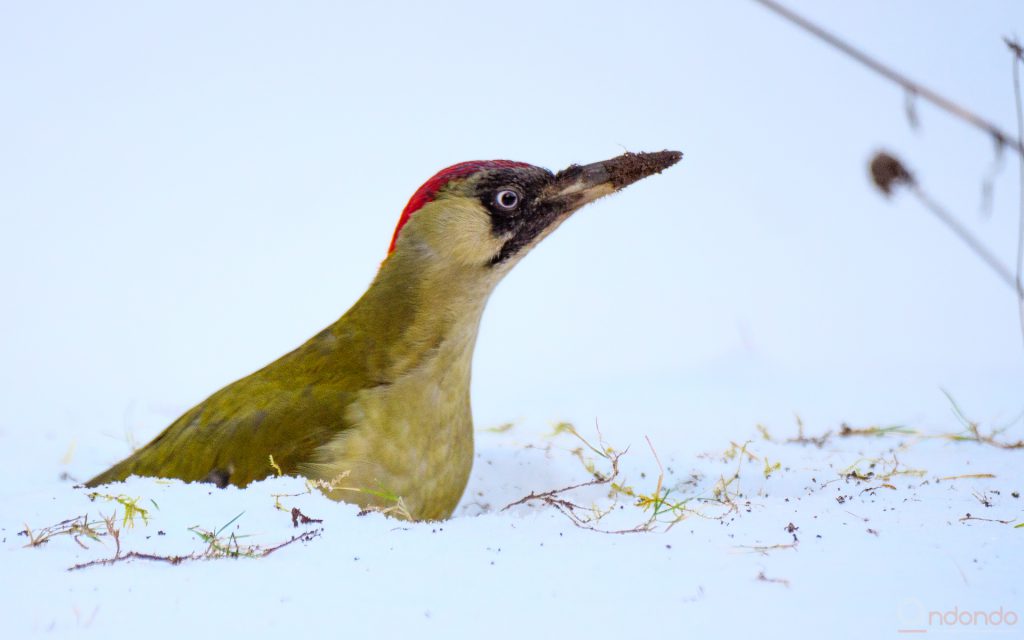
[
  {"xmin": 68, "ymin": 550, "xmax": 197, "ymax": 571},
  {"xmin": 1008, "ymin": 38, "xmax": 1024, "ymax": 341},
  {"xmin": 870, "ymin": 152, "xmax": 1024, "ymax": 300},
  {"xmin": 752, "ymin": 0, "xmax": 1024, "ymax": 157},
  {"xmin": 910, "ymin": 183, "xmax": 1022, "ymax": 296},
  {"xmin": 66, "ymin": 529, "xmax": 322, "ymax": 572}
]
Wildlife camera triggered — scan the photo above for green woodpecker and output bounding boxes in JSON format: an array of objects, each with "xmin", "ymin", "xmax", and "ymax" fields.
[{"xmin": 87, "ymin": 150, "xmax": 682, "ymax": 520}]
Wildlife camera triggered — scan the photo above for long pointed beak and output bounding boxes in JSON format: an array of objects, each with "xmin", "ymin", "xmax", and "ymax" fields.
[
  {"xmin": 489, "ymin": 149, "xmax": 683, "ymax": 266},
  {"xmin": 542, "ymin": 150, "xmax": 683, "ymax": 212}
]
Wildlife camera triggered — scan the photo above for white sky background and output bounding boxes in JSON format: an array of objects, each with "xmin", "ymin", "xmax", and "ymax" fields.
[{"xmin": 0, "ymin": 1, "xmax": 1022, "ymax": 476}]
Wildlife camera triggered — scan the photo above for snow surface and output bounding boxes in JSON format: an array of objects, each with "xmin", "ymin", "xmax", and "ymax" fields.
[{"xmin": 5, "ymin": 388, "xmax": 1022, "ymax": 639}]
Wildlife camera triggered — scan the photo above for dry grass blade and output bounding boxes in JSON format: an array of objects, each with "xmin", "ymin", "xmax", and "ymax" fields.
[
  {"xmin": 501, "ymin": 423, "xmax": 650, "ymax": 534},
  {"xmin": 941, "ymin": 390, "xmax": 1024, "ymax": 449},
  {"xmin": 21, "ymin": 514, "xmax": 106, "ymax": 549},
  {"xmin": 958, "ymin": 514, "xmax": 1017, "ymax": 525}
]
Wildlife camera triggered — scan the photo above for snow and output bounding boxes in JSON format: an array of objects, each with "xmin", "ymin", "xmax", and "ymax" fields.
[{"xmin": 4, "ymin": 387, "xmax": 1021, "ymax": 638}]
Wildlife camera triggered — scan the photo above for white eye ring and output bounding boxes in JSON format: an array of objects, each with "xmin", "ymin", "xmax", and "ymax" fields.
[{"xmin": 495, "ymin": 189, "xmax": 520, "ymax": 210}]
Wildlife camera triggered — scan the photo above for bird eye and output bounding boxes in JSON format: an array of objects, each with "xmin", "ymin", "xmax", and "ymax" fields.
[{"xmin": 494, "ymin": 189, "xmax": 520, "ymax": 211}]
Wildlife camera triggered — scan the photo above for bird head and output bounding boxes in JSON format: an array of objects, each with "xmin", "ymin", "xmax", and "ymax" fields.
[{"xmin": 386, "ymin": 150, "xmax": 683, "ymax": 273}]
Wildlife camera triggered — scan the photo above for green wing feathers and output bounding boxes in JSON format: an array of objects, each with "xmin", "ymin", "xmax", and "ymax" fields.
[{"xmin": 86, "ymin": 349, "xmax": 358, "ymax": 488}]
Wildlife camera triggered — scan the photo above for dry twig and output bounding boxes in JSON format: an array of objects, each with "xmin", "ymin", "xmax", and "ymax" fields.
[{"xmin": 753, "ymin": 0, "xmax": 1023, "ymax": 156}]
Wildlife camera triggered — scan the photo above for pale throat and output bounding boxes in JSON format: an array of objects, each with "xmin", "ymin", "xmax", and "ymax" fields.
[{"xmin": 374, "ymin": 251, "xmax": 504, "ymax": 381}]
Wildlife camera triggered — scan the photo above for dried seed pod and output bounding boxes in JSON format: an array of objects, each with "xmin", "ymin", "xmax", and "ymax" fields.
[{"xmin": 869, "ymin": 151, "xmax": 915, "ymax": 196}]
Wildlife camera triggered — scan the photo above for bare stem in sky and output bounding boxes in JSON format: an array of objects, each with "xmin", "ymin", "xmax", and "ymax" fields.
[
  {"xmin": 1008, "ymin": 38, "xmax": 1024, "ymax": 343},
  {"xmin": 752, "ymin": 0, "xmax": 1024, "ymax": 158},
  {"xmin": 870, "ymin": 152, "xmax": 1023, "ymax": 301},
  {"xmin": 758, "ymin": 0, "xmax": 1024, "ymax": 344}
]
